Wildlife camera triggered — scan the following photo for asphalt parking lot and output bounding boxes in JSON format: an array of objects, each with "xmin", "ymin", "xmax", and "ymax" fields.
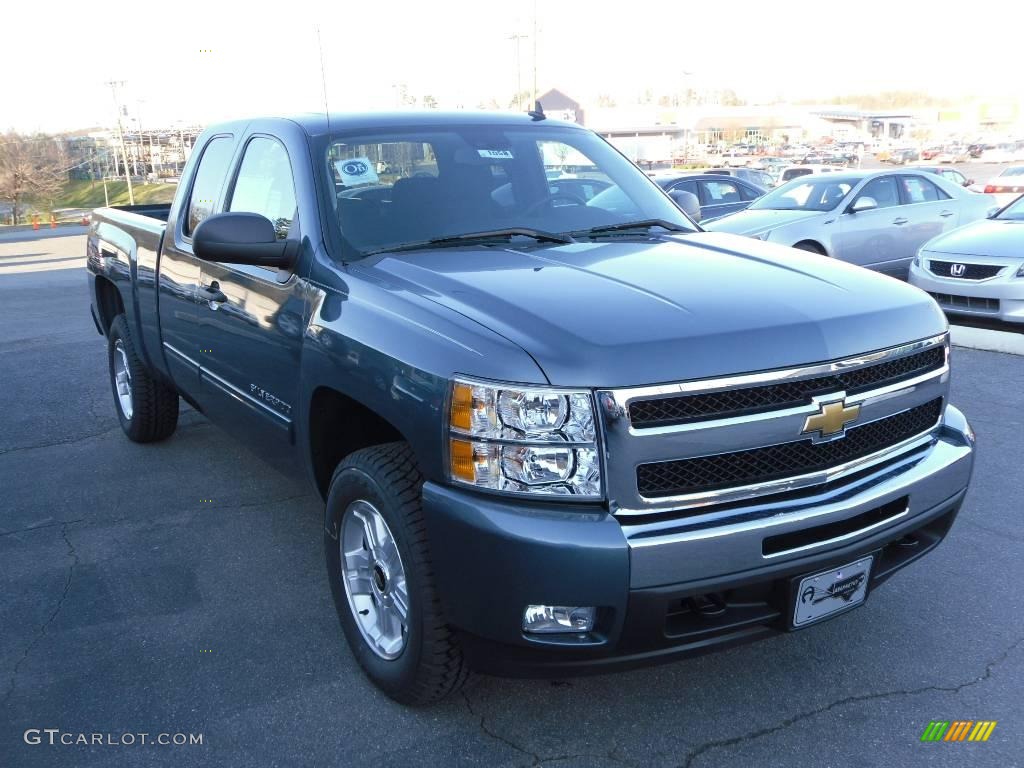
[{"xmin": 1, "ymin": 234, "xmax": 1022, "ymax": 768}]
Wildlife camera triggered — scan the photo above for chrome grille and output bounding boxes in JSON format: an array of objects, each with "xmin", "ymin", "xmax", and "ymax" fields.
[
  {"xmin": 597, "ymin": 334, "xmax": 950, "ymax": 515},
  {"xmin": 629, "ymin": 346, "xmax": 944, "ymax": 429},
  {"xmin": 636, "ymin": 399, "xmax": 943, "ymax": 498}
]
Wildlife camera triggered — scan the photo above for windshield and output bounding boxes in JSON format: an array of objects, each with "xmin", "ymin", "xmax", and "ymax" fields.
[
  {"xmin": 321, "ymin": 124, "xmax": 693, "ymax": 256},
  {"xmin": 748, "ymin": 176, "xmax": 857, "ymax": 211},
  {"xmin": 999, "ymin": 167, "xmax": 1024, "ymax": 177},
  {"xmin": 996, "ymin": 196, "xmax": 1024, "ymax": 220}
]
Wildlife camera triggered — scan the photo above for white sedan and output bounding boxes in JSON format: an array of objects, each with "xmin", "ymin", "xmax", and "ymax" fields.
[
  {"xmin": 705, "ymin": 170, "xmax": 999, "ymax": 279},
  {"xmin": 910, "ymin": 195, "xmax": 1024, "ymax": 324},
  {"xmin": 979, "ymin": 166, "xmax": 1024, "ymax": 208}
]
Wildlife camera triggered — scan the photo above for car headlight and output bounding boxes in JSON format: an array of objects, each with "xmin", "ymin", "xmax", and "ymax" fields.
[
  {"xmin": 914, "ymin": 251, "xmax": 923, "ymax": 268},
  {"xmin": 447, "ymin": 378, "xmax": 601, "ymax": 498},
  {"xmin": 753, "ymin": 231, "xmax": 771, "ymax": 241}
]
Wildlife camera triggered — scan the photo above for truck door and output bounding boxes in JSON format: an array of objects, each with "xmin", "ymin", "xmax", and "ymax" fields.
[
  {"xmin": 195, "ymin": 135, "xmax": 308, "ymax": 469},
  {"xmin": 157, "ymin": 135, "xmax": 236, "ymax": 400}
]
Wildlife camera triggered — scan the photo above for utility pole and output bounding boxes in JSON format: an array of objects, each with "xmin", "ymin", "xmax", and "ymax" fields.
[
  {"xmin": 507, "ymin": 32, "xmax": 528, "ymax": 111},
  {"xmin": 531, "ymin": 0, "xmax": 538, "ymax": 105},
  {"xmin": 106, "ymin": 80, "xmax": 135, "ymax": 205}
]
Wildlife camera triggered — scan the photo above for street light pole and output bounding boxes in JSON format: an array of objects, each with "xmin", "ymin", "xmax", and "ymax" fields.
[{"xmin": 106, "ymin": 80, "xmax": 135, "ymax": 205}]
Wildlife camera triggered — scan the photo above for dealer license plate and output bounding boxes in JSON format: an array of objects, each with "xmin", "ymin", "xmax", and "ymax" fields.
[{"xmin": 792, "ymin": 556, "xmax": 873, "ymax": 628}]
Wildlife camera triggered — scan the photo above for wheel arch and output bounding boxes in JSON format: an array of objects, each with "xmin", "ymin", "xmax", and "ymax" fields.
[
  {"xmin": 307, "ymin": 386, "xmax": 410, "ymax": 502},
  {"xmin": 94, "ymin": 275, "xmax": 126, "ymax": 335},
  {"xmin": 792, "ymin": 239, "xmax": 828, "ymax": 256}
]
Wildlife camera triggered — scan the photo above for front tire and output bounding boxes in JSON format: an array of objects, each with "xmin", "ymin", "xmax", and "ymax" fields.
[
  {"xmin": 325, "ymin": 442, "xmax": 468, "ymax": 704},
  {"xmin": 107, "ymin": 314, "xmax": 179, "ymax": 442}
]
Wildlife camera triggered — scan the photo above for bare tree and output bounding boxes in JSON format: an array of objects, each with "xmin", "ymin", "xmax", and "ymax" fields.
[{"xmin": 0, "ymin": 133, "xmax": 66, "ymax": 225}]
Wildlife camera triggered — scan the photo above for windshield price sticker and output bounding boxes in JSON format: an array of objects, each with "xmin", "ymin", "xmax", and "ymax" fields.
[
  {"xmin": 478, "ymin": 149, "xmax": 514, "ymax": 160},
  {"xmin": 335, "ymin": 157, "xmax": 379, "ymax": 185}
]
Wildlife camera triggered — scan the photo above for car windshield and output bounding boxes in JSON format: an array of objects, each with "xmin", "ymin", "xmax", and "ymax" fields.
[
  {"xmin": 748, "ymin": 176, "xmax": 856, "ymax": 211},
  {"xmin": 999, "ymin": 167, "xmax": 1024, "ymax": 177},
  {"xmin": 320, "ymin": 123, "xmax": 693, "ymax": 257},
  {"xmin": 996, "ymin": 196, "xmax": 1024, "ymax": 220}
]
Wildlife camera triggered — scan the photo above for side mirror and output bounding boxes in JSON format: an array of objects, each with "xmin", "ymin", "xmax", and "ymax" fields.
[
  {"xmin": 193, "ymin": 212, "xmax": 295, "ymax": 268},
  {"xmin": 669, "ymin": 189, "xmax": 702, "ymax": 222},
  {"xmin": 966, "ymin": 179, "xmax": 974, "ymax": 186},
  {"xmin": 849, "ymin": 196, "xmax": 878, "ymax": 214}
]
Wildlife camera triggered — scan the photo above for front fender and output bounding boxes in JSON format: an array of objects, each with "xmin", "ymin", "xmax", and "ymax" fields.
[{"xmin": 298, "ymin": 253, "xmax": 548, "ymax": 485}]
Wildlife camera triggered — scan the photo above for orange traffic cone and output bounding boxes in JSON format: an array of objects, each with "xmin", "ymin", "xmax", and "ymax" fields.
[
  {"xmin": 50, "ymin": 213, "xmax": 57, "ymax": 229},
  {"xmin": 32, "ymin": 214, "xmax": 39, "ymax": 231}
]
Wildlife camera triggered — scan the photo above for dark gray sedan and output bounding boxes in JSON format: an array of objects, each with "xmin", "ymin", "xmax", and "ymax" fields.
[{"xmin": 649, "ymin": 172, "xmax": 767, "ymax": 221}]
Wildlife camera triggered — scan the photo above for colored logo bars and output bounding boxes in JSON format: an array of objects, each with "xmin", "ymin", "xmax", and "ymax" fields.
[{"xmin": 920, "ymin": 721, "xmax": 997, "ymax": 742}]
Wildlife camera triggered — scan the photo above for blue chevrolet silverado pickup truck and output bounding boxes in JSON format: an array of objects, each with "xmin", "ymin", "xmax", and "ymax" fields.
[{"xmin": 87, "ymin": 111, "xmax": 974, "ymax": 704}]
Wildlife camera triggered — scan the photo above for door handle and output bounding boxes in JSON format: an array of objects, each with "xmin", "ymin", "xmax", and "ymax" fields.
[
  {"xmin": 198, "ymin": 283, "xmax": 227, "ymax": 306},
  {"xmin": 892, "ymin": 217, "xmax": 909, "ymax": 225},
  {"xmin": 939, "ymin": 211, "xmax": 954, "ymax": 218}
]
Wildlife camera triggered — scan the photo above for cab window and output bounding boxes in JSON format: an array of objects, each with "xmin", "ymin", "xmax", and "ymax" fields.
[
  {"xmin": 186, "ymin": 137, "xmax": 234, "ymax": 236},
  {"xmin": 228, "ymin": 137, "xmax": 298, "ymax": 240}
]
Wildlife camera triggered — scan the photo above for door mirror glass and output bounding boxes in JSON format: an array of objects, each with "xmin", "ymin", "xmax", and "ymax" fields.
[
  {"xmin": 193, "ymin": 212, "xmax": 294, "ymax": 267},
  {"xmin": 849, "ymin": 196, "xmax": 878, "ymax": 213}
]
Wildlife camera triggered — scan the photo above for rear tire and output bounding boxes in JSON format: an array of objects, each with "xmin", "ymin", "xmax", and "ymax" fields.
[
  {"xmin": 325, "ymin": 442, "xmax": 468, "ymax": 705},
  {"xmin": 107, "ymin": 314, "xmax": 179, "ymax": 442}
]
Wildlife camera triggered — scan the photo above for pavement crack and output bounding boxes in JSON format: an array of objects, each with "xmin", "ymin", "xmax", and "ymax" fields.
[
  {"xmin": 462, "ymin": 689, "xmax": 542, "ymax": 766},
  {"xmin": 0, "ymin": 518, "xmax": 85, "ymax": 538},
  {"xmin": 0, "ymin": 417, "xmax": 210, "ymax": 457},
  {"xmin": 676, "ymin": 634, "xmax": 1024, "ymax": 768},
  {"xmin": 1, "ymin": 523, "xmax": 79, "ymax": 709},
  {"xmin": 461, "ymin": 689, "xmax": 638, "ymax": 768}
]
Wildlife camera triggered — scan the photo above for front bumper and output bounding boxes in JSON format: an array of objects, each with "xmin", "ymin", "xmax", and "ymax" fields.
[
  {"xmin": 910, "ymin": 259, "xmax": 1024, "ymax": 323},
  {"xmin": 422, "ymin": 405, "xmax": 974, "ymax": 676}
]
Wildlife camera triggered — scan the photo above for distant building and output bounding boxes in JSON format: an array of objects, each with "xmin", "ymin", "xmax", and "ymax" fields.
[{"xmin": 536, "ymin": 88, "xmax": 584, "ymax": 125}]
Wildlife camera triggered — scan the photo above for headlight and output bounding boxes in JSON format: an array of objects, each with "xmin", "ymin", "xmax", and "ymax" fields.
[
  {"xmin": 754, "ymin": 231, "xmax": 771, "ymax": 241},
  {"xmin": 448, "ymin": 378, "xmax": 601, "ymax": 498},
  {"xmin": 914, "ymin": 250, "xmax": 923, "ymax": 268}
]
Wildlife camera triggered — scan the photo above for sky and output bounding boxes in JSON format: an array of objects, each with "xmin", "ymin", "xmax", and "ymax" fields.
[{"xmin": 1, "ymin": 0, "xmax": 1021, "ymax": 134}]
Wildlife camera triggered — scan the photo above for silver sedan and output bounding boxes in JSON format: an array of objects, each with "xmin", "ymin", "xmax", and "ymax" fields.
[
  {"xmin": 909, "ymin": 195, "xmax": 1024, "ymax": 324},
  {"xmin": 705, "ymin": 170, "xmax": 999, "ymax": 278}
]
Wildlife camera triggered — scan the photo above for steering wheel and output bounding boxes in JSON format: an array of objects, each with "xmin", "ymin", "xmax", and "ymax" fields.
[{"xmin": 523, "ymin": 192, "xmax": 588, "ymax": 217}]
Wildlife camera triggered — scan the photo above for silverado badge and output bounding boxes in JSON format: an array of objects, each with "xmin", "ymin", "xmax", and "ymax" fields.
[{"xmin": 802, "ymin": 398, "xmax": 860, "ymax": 442}]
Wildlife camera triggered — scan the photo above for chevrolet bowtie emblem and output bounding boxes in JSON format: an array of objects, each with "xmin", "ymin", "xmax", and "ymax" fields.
[{"xmin": 802, "ymin": 398, "xmax": 861, "ymax": 441}]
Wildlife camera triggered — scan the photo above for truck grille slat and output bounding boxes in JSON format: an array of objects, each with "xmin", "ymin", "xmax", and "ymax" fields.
[
  {"xmin": 629, "ymin": 346, "xmax": 944, "ymax": 429},
  {"xmin": 636, "ymin": 398, "xmax": 942, "ymax": 499}
]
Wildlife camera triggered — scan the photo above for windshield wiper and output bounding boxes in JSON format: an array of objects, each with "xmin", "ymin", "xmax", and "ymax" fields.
[
  {"xmin": 364, "ymin": 227, "xmax": 574, "ymax": 256},
  {"xmin": 574, "ymin": 219, "xmax": 692, "ymax": 237}
]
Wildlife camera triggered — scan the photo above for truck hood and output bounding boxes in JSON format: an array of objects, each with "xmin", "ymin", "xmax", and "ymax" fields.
[
  {"xmin": 359, "ymin": 232, "xmax": 945, "ymax": 388},
  {"xmin": 922, "ymin": 218, "xmax": 1024, "ymax": 259},
  {"xmin": 703, "ymin": 208, "xmax": 823, "ymax": 236}
]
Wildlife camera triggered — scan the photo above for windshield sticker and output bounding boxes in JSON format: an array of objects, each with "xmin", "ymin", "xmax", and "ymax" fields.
[
  {"xmin": 335, "ymin": 157, "xmax": 379, "ymax": 186},
  {"xmin": 477, "ymin": 149, "xmax": 514, "ymax": 160}
]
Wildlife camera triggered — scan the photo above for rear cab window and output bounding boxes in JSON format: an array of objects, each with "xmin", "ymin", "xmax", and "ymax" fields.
[{"xmin": 185, "ymin": 137, "xmax": 235, "ymax": 236}]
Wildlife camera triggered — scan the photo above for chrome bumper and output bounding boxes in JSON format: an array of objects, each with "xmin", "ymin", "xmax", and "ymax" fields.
[{"xmin": 624, "ymin": 404, "xmax": 974, "ymax": 588}]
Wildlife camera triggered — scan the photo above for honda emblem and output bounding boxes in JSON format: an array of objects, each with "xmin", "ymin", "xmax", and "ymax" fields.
[{"xmin": 950, "ymin": 263, "xmax": 966, "ymax": 277}]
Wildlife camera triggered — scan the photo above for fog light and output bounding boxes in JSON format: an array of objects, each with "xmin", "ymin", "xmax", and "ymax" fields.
[{"xmin": 523, "ymin": 605, "xmax": 596, "ymax": 634}]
